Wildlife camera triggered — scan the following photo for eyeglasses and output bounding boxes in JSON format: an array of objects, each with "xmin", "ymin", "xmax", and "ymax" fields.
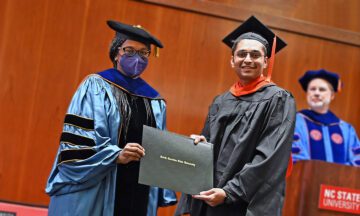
[
  {"xmin": 119, "ymin": 46, "xmax": 151, "ymax": 58},
  {"xmin": 235, "ymin": 51, "xmax": 264, "ymax": 59}
]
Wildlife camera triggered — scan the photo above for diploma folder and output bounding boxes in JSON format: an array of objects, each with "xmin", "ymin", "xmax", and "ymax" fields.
[{"xmin": 139, "ymin": 125, "xmax": 213, "ymax": 195}]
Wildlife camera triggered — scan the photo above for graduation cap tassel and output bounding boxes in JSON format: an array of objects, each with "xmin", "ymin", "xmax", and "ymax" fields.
[
  {"xmin": 266, "ymin": 36, "xmax": 277, "ymax": 82},
  {"xmin": 338, "ymin": 79, "xmax": 342, "ymax": 92},
  {"xmin": 154, "ymin": 46, "xmax": 160, "ymax": 57}
]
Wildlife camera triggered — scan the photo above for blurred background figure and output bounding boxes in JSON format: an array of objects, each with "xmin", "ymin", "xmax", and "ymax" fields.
[{"xmin": 292, "ymin": 69, "xmax": 360, "ymax": 166}]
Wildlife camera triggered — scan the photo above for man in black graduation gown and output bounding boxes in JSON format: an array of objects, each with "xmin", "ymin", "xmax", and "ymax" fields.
[{"xmin": 176, "ymin": 16, "xmax": 296, "ymax": 216}]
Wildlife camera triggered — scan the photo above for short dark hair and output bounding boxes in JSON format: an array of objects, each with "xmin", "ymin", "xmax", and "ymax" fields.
[{"xmin": 109, "ymin": 36, "xmax": 126, "ymax": 67}]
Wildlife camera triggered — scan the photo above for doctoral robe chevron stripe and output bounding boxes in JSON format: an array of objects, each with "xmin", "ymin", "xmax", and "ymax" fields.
[
  {"xmin": 64, "ymin": 114, "xmax": 94, "ymax": 130},
  {"xmin": 60, "ymin": 132, "xmax": 96, "ymax": 147},
  {"xmin": 58, "ymin": 148, "xmax": 96, "ymax": 164}
]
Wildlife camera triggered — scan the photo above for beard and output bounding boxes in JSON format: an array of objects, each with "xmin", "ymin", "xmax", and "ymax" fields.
[{"xmin": 308, "ymin": 97, "xmax": 331, "ymax": 110}]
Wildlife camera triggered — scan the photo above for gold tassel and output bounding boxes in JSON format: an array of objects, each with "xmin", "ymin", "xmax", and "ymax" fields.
[
  {"xmin": 133, "ymin": 25, "xmax": 159, "ymax": 57},
  {"xmin": 338, "ymin": 79, "xmax": 342, "ymax": 92},
  {"xmin": 154, "ymin": 46, "xmax": 160, "ymax": 57},
  {"xmin": 133, "ymin": 25, "xmax": 143, "ymax": 29}
]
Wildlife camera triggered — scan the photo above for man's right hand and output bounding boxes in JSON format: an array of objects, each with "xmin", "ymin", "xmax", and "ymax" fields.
[
  {"xmin": 190, "ymin": 134, "xmax": 207, "ymax": 144},
  {"xmin": 117, "ymin": 143, "xmax": 145, "ymax": 164}
]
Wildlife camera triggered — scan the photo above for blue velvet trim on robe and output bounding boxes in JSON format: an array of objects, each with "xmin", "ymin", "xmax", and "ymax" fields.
[
  {"xmin": 304, "ymin": 119, "xmax": 327, "ymax": 160},
  {"xmin": 328, "ymin": 124, "xmax": 345, "ymax": 163},
  {"xmin": 299, "ymin": 109, "xmax": 340, "ymax": 125},
  {"xmin": 299, "ymin": 109, "xmax": 345, "ymax": 163},
  {"xmin": 98, "ymin": 68, "xmax": 161, "ymax": 99},
  {"xmin": 292, "ymin": 111, "xmax": 360, "ymax": 166}
]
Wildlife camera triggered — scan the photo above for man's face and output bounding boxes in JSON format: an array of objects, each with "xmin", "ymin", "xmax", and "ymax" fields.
[
  {"xmin": 306, "ymin": 78, "xmax": 335, "ymax": 111},
  {"xmin": 231, "ymin": 39, "xmax": 268, "ymax": 85}
]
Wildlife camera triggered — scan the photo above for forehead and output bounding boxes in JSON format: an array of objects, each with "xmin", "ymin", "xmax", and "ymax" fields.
[
  {"xmin": 308, "ymin": 78, "xmax": 332, "ymax": 89},
  {"xmin": 121, "ymin": 39, "xmax": 149, "ymax": 49},
  {"xmin": 235, "ymin": 39, "xmax": 265, "ymax": 53}
]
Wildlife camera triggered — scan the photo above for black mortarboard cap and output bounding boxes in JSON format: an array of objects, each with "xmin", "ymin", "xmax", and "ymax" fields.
[
  {"xmin": 299, "ymin": 69, "xmax": 342, "ymax": 92},
  {"xmin": 107, "ymin": 20, "xmax": 163, "ymax": 48},
  {"xmin": 222, "ymin": 16, "xmax": 286, "ymax": 57}
]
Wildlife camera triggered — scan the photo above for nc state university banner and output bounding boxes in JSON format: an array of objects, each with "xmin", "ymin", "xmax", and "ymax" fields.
[{"xmin": 318, "ymin": 184, "xmax": 360, "ymax": 215}]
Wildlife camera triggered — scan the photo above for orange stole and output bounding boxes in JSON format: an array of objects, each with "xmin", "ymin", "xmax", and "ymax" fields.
[{"xmin": 230, "ymin": 75, "xmax": 271, "ymax": 97}]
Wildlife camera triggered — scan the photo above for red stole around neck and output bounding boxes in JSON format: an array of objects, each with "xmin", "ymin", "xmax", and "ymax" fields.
[{"xmin": 230, "ymin": 75, "xmax": 272, "ymax": 97}]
